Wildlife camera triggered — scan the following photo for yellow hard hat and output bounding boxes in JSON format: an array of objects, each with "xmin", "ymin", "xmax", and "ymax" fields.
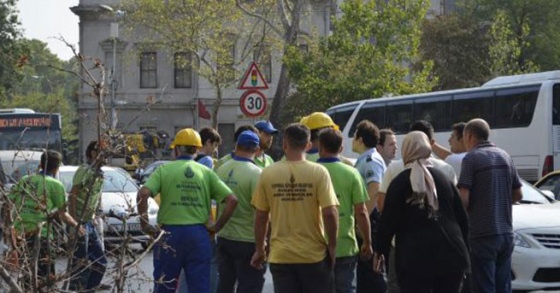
[
  {"xmin": 170, "ymin": 128, "xmax": 202, "ymax": 148},
  {"xmin": 299, "ymin": 116, "xmax": 308, "ymax": 127},
  {"xmin": 306, "ymin": 112, "xmax": 339, "ymax": 130}
]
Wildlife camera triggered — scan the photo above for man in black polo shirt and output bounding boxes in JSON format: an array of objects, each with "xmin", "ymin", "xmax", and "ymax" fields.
[{"xmin": 457, "ymin": 118, "xmax": 523, "ymax": 293}]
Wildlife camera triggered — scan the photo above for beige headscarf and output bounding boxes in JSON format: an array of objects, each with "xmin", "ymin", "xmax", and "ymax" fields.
[{"xmin": 402, "ymin": 131, "xmax": 438, "ymax": 215}]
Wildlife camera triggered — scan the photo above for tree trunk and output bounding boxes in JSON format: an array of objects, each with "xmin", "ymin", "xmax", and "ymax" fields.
[
  {"xmin": 212, "ymin": 83, "xmax": 222, "ymax": 129},
  {"xmin": 268, "ymin": 0, "xmax": 303, "ymax": 160}
]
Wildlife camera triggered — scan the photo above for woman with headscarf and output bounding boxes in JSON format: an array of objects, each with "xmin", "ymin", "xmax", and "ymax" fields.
[{"xmin": 373, "ymin": 131, "xmax": 470, "ymax": 293}]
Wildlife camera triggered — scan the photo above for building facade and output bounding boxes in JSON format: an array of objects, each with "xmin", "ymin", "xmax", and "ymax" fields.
[{"xmin": 71, "ymin": 0, "xmax": 332, "ymax": 159}]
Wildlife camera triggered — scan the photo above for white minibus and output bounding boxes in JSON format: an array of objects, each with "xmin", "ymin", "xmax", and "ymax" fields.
[{"xmin": 326, "ymin": 70, "xmax": 560, "ymax": 182}]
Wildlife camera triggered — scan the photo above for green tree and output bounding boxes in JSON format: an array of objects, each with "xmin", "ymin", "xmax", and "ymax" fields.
[
  {"xmin": 2, "ymin": 39, "xmax": 80, "ymax": 162},
  {"xmin": 419, "ymin": 14, "xmax": 491, "ymax": 90},
  {"xmin": 467, "ymin": 0, "xmax": 560, "ymax": 71},
  {"xmin": 123, "ymin": 0, "xmax": 274, "ymax": 128},
  {"xmin": 0, "ymin": 0, "xmax": 27, "ymax": 98},
  {"xmin": 283, "ymin": 0, "xmax": 436, "ymax": 118},
  {"xmin": 488, "ymin": 9, "xmax": 539, "ymax": 75}
]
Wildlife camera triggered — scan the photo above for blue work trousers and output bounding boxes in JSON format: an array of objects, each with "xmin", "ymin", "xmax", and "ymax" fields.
[
  {"xmin": 470, "ymin": 234, "xmax": 514, "ymax": 293},
  {"xmin": 153, "ymin": 224, "xmax": 212, "ymax": 293}
]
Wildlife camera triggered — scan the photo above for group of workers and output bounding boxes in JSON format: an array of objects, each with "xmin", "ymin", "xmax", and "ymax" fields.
[{"xmin": 1, "ymin": 110, "xmax": 522, "ymax": 293}]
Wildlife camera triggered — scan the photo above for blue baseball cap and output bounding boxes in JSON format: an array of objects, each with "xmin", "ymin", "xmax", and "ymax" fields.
[
  {"xmin": 255, "ymin": 120, "xmax": 278, "ymax": 135},
  {"xmin": 237, "ymin": 130, "xmax": 260, "ymax": 147}
]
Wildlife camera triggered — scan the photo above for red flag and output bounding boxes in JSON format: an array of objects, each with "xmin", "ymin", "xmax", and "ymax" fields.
[{"xmin": 198, "ymin": 99, "xmax": 211, "ymax": 119}]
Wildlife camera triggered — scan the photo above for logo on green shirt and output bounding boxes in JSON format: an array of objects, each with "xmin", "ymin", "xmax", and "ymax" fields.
[{"xmin": 184, "ymin": 166, "xmax": 194, "ymax": 178}]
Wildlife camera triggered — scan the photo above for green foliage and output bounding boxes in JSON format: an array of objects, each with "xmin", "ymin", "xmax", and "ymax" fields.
[
  {"xmin": 488, "ymin": 10, "xmax": 539, "ymax": 75},
  {"xmin": 419, "ymin": 14, "xmax": 491, "ymax": 90},
  {"xmin": 0, "ymin": 39, "xmax": 80, "ymax": 161},
  {"xmin": 284, "ymin": 0, "xmax": 436, "ymax": 117},
  {"xmin": 467, "ymin": 0, "xmax": 560, "ymax": 71},
  {"xmin": 0, "ymin": 0, "xmax": 27, "ymax": 97}
]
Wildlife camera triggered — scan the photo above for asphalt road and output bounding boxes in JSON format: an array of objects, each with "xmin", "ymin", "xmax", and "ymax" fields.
[{"xmin": 93, "ymin": 244, "xmax": 274, "ymax": 293}]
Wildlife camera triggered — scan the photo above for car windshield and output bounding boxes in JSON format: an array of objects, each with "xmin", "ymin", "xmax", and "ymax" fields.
[
  {"xmin": 0, "ymin": 159, "xmax": 40, "ymax": 184},
  {"xmin": 59, "ymin": 169, "xmax": 138, "ymax": 193},
  {"xmin": 519, "ymin": 180, "xmax": 551, "ymax": 204}
]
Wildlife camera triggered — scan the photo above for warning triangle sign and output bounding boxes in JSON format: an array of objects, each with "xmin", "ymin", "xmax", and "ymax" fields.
[{"xmin": 238, "ymin": 61, "xmax": 269, "ymax": 90}]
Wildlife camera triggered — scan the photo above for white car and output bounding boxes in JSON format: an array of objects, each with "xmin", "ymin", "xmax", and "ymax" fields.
[
  {"xmin": 512, "ymin": 180, "xmax": 560, "ymax": 291},
  {"xmin": 58, "ymin": 166, "xmax": 159, "ymax": 247},
  {"xmin": 0, "ymin": 150, "xmax": 42, "ymax": 190}
]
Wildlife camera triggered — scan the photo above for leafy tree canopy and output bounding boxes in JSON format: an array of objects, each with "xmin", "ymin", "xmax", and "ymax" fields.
[{"xmin": 284, "ymin": 0, "xmax": 436, "ymax": 118}]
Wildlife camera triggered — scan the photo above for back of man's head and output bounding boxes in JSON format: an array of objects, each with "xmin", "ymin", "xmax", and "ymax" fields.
[
  {"xmin": 199, "ymin": 127, "xmax": 222, "ymax": 145},
  {"xmin": 85, "ymin": 141, "xmax": 99, "ymax": 161},
  {"xmin": 41, "ymin": 150, "xmax": 62, "ymax": 173},
  {"xmin": 318, "ymin": 128, "xmax": 343, "ymax": 154},
  {"xmin": 284, "ymin": 123, "xmax": 310, "ymax": 151},
  {"xmin": 355, "ymin": 120, "xmax": 380, "ymax": 148},
  {"xmin": 452, "ymin": 122, "xmax": 467, "ymax": 140},
  {"xmin": 409, "ymin": 120, "xmax": 434, "ymax": 141},
  {"xmin": 465, "ymin": 119, "xmax": 490, "ymax": 141},
  {"xmin": 234, "ymin": 125, "xmax": 258, "ymax": 142}
]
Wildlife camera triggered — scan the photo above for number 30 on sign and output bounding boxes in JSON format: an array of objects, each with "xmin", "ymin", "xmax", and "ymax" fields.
[{"xmin": 240, "ymin": 90, "xmax": 267, "ymax": 117}]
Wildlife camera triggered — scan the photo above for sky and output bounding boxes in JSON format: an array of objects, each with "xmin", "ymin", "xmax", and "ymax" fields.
[{"xmin": 16, "ymin": 0, "xmax": 80, "ymax": 61}]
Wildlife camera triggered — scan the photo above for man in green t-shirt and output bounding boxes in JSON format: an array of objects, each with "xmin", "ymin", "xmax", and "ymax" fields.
[
  {"xmin": 2, "ymin": 150, "xmax": 83, "ymax": 289},
  {"xmin": 215, "ymin": 130, "xmax": 265, "ymax": 293},
  {"xmin": 68, "ymin": 141, "xmax": 108, "ymax": 292},
  {"xmin": 317, "ymin": 128, "xmax": 373, "ymax": 293},
  {"xmin": 137, "ymin": 128, "xmax": 238, "ymax": 293}
]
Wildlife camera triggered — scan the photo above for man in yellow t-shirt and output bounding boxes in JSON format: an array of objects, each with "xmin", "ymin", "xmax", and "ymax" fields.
[{"xmin": 251, "ymin": 123, "xmax": 339, "ymax": 293}]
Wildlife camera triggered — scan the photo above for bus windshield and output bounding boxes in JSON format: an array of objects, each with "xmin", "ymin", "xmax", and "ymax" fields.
[
  {"xmin": 0, "ymin": 129, "xmax": 62, "ymax": 151},
  {"xmin": 0, "ymin": 113, "xmax": 63, "ymax": 152}
]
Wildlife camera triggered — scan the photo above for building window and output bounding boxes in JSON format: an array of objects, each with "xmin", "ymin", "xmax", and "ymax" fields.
[
  {"xmin": 140, "ymin": 52, "xmax": 157, "ymax": 88},
  {"xmin": 253, "ymin": 45, "xmax": 272, "ymax": 83},
  {"xmin": 174, "ymin": 52, "xmax": 192, "ymax": 88}
]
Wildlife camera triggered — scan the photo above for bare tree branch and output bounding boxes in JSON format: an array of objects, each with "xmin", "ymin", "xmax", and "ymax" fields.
[{"xmin": 236, "ymin": 0, "xmax": 284, "ymax": 37}]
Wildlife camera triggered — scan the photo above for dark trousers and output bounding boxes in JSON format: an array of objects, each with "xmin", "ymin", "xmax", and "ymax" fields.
[
  {"xmin": 270, "ymin": 258, "xmax": 334, "ymax": 293},
  {"xmin": 357, "ymin": 210, "xmax": 386, "ymax": 293},
  {"xmin": 470, "ymin": 234, "xmax": 514, "ymax": 293},
  {"xmin": 399, "ymin": 271, "xmax": 464, "ymax": 293},
  {"xmin": 153, "ymin": 225, "xmax": 211, "ymax": 293},
  {"xmin": 334, "ymin": 256, "xmax": 357, "ymax": 293},
  {"xmin": 69, "ymin": 221, "xmax": 108, "ymax": 292},
  {"xmin": 216, "ymin": 237, "xmax": 266, "ymax": 293}
]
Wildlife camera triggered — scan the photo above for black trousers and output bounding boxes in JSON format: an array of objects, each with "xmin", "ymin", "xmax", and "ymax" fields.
[
  {"xmin": 270, "ymin": 258, "xmax": 334, "ymax": 293},
  {"xmin": 399, "ymin": 271, "xmax": 464, "ymax": 293},
  {"xmin": 357, "ymin": 209, "xmax": 387, "ymax": 293},
  {"xmin": 216, "ymin": 237, "xmax": 266, "ymax": 293}
]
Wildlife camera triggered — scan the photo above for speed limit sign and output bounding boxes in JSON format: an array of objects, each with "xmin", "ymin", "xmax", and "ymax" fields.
[{"xmin": 240, "ymin": 89, "xmax": 267, "ymax": 117}]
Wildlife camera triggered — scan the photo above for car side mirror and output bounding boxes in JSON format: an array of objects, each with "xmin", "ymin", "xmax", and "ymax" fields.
[{"xmin": 541, "ymin": 190, "xmax": 556, "ymax": 201}]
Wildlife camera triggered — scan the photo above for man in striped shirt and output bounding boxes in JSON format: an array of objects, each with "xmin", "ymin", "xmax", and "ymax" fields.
[{"xmin": 458, "ymin": 118, "xmax": 523, "ymax": 293}]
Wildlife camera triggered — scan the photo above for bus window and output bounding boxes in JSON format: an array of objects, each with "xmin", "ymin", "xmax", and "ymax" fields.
[
  {"xmin": 348, "ymin": 102, "xmax": 386, "ymax": 138},
  {"xmin": 328, "ymin": 106, "xmax": 355, "ymax": 134},
  {"xmin": 452, "ymin": 90, "xmax": 494, "ymax": 125},
  {"xmin": 413, "ymin": 96, "xmax": 451, "ymax": 132},
  {"xmin": 494, "ymin": 86, "xmax": 539, "ymax": 128},
  {"xmin": 386, "ymin": 102, "xmax": 413, "ymax": 134},
  {"xmin": 554, "ymin": 84, "xmax": 560, "ymax": 125}
]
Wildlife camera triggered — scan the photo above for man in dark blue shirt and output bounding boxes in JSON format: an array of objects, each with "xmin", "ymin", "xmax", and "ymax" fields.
[{"xmin": 458, "ymin": 118, "xmax": 523, "ymax": 293}]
